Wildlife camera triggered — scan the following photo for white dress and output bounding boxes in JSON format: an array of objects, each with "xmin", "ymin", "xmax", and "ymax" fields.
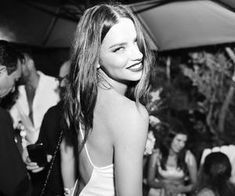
[{"xmin": 148, "ymin": 150, "xmax": 193, "ymax": 196}]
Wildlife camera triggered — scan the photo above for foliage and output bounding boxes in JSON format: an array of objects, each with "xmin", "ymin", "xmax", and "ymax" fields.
[
  {"xmin": 148, "ymin": 47, "xmax": 235, "ymax": 159},
  {"xmin": 180, "ymin": 48, "xmax": 235, "ymax": 144}
]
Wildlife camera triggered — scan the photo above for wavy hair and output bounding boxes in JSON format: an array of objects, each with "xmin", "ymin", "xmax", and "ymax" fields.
[
  {"xmin": 64, "ymin": 3, "xmax": 154, "ymax": 149},
  {"xmin": 157, "ymin": 120, "xmax": 188, "ymax": 173}
]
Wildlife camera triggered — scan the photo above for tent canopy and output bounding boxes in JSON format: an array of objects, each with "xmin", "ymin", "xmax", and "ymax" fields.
[
  {"xmin": 131, "ymin": 0, "xmax": 235, "ymax": 51},
  {"xmin": 0, "ymin": 0, "xmax": 145, "ymax": 47},
  {"xmin": 1, "ymin": 0, "xmax": 235, "ymax": 51}
]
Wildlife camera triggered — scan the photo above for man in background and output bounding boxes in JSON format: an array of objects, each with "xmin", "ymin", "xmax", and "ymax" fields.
[
  {"xmin": 0, "ymin": 40, "xmax": 31, "ymax": 196},
  {"xmin": 10, "ymin": 52, "xmax": 60, "ymax": 145}
]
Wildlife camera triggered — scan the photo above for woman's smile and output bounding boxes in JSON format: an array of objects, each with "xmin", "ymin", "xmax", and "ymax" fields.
[{"xmin": 126, "ymin": 62, "xmax": 143, "ymax": 72}]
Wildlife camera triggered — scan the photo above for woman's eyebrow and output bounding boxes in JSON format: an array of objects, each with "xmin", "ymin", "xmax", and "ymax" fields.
[{"xmin": 109, "ymin": 42, "xmax": 127, "ymax": 49}]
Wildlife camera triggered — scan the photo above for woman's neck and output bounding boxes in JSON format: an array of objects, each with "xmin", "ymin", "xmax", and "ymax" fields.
[
  {"xmin": 98, "ymin": 69, "xmax": 128, "ymax": 96},
  {"xmin": 169, "ymin": 149, "xmax": 177, "ymax": 157}
]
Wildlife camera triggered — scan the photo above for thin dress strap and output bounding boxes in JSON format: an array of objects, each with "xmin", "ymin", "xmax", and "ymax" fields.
[{"xmin": 79, "ymin": 125, "xmax": 96, "ymax": 168}]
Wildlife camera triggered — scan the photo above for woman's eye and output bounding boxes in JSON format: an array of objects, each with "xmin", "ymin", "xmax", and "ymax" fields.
[{"xmin": 113, "ymin": 46, "xmax": 125, "ymax": 53}]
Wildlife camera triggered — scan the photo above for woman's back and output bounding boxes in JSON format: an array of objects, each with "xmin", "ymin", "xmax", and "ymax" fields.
[
  {"xmin": 64, "ymin": 3, "xmax": 154, "ymax": 195},
  {"xmin": 78, "ymin": 88, "xmax": 148, "ymax": 195},
  {"xmin": 78, "ymin": 122, "xmax": 114, "ymax": 196}
]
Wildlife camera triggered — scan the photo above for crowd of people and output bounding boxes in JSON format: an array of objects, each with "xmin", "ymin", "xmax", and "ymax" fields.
[{"xmin": 0, "ymin": 2, "xmax": 235, "ymax": 196}]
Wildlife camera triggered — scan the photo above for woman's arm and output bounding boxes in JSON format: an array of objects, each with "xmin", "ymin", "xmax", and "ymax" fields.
[
  {"xmin": 113, "ymin": 104, "xmax": 149, "ymax": 196},
  {"xmin": 147, "ymin": 149, "xmax": 165, "ymax": 189},
  {"xmin": 185, "ymin": 150, "xmax": 198, "ymax": 191},
  {"xmin": 60, "ymin": 138, "xmax": 76, "ymax": 190}
]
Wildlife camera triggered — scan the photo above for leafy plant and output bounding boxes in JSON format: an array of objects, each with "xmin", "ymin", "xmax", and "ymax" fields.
[{"xmin": 180, "ymin": 47, "xmax": 235, "ymax": 144}]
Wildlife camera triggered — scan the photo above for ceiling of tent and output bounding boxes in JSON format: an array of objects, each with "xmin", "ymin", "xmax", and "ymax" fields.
[
  {"xmin": 1, "ymin": 0, "xmax": 235, "ymax": 50},
  {"xmin": 130, "ymin": 0, "xmax": 235, "ymax": 51},
  {"xmin": 0, "ymin": 0, "xmax": 146, "ymax": 47}
]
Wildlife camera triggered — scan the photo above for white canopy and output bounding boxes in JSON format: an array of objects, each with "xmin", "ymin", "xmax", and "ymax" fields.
[{"xmin": 130, "ymin": 0, "xmax": 235, "ymax": 51}]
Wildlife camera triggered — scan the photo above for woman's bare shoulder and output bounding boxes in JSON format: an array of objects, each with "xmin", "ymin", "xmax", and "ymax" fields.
[
  {"xmin": 185, "ymin": 150, "xmax": 197, "ymax": 166},
  {"xmin": 117, "ymin": 100, "xmax": 148, "ymax": 127},
  {"xmin": 110, "ymin": 100, "xmax": 149, "ymax": 146}
]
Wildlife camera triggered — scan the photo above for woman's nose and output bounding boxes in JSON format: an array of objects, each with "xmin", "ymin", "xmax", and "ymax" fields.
[
  {"xmin": 179, "ymin": 142, "xmax": 185, "ymax": 148},
  {"xmin": 130, "ymin": 44, "xmax": 143, "ymax": 61}
]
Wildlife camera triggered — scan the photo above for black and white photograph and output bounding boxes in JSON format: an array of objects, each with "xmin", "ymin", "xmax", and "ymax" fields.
[{"xmin": 0, "ymin": 0, "xmax": 235, "ymax": 196}]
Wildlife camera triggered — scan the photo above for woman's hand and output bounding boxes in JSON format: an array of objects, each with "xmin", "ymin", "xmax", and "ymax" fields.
[
  {"xmin": 25, "ymin": 154, "xmax": 52, "ymax": 173},
  {"xmin": 168, "ymin": 184, "xmax": 184, "ymax": 195},
  {"xmin": 162, "ymin": 182, "xmax": 177, "ymax": 196},
  {"xmin": 162, "ymin": 181, "xmax": 185, "ymax": 196}
]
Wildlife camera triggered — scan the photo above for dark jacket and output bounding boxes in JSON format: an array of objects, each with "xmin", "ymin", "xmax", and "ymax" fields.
[
  {"xmin": 30, "ymin": 101, "xmax": 64, "ymax": 196},
  {"xmin": 0, "ymin": 107, "xmax": 31, "ymax": 196}
]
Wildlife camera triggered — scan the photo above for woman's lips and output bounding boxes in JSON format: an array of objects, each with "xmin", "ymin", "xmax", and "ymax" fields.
[{"xmin": 127, "ymin": 62, "xmax": 143, "ymax": 72}]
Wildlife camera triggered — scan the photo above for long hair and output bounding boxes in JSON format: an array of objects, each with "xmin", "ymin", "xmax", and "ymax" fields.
[
  {"xmin": 196, "ymin": 152, "xmax": 235, "ymax": 196},
  {"xmin": 157, "ymin": 120, "xmax": 188, "ymax": 173},
  {"xmin": 64, "ymin": 3, "xmax": 154, "ymax": 150}
]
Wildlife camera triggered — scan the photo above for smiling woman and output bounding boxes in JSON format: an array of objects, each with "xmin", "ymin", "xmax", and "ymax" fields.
[
  {"xmin": 61, "ymin": 2, "xmax": 155, "ymax": 196},
  {"xmin": 99, "ymin": 18, "xmax": 144, "ymax": 82},
  {"xmin": 147, "ymin": 120, "xmax": 198, "ymax": 196}
]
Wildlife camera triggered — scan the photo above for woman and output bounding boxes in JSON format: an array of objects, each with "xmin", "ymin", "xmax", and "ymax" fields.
[
  {"xmin": 25, "ymin": 60, "xmax": 74, "ymax": 196},
  {"xmin": 147, "ymin": 121, "xmax": 197, "ymax": 196},
  {"xmin": 195, "ymin": 152, "xmax": 235, "ymax": 196},
  {"xmin": 63, "ymin": 3, "xmax": 154, "ymax": 196}
]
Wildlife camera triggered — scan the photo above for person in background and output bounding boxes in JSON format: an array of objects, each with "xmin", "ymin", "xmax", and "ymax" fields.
[
  {"xmin": 25, "ymin": 60, "xmax": 76, "ymax": 196},
  {"xmin": 195, "ymin": 152, "xmax": 235, "ymax": 196},
  {"xmin": 59, "ymin": 60, "xmax": 77, "ymax": 195},
  {"xmin": 63, "ymin": 2, "xmax": 154, "ymax": 196},
  {"xmin": 10, "ymin": 52, "xmax": 60, "ymax": 146},
  {"xmin": 147, "ymin": 120, "xmax": 197, "ymax": 196},
  {"xmin": 0, "ymin": 40, "xmax": 31, "ymax": 196}
]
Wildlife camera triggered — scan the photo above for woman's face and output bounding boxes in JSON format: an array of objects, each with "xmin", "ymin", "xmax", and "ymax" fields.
[
  {"xmin": 170, "ymin": 133, "xmax": 187, "ymax": 154},
  {"xmin": 99, "ymin": 18, "xmax": 143, "ymax": 83}
]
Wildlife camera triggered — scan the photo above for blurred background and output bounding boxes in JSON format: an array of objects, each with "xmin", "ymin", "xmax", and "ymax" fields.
[{"xmin": 2, "ymin": 0, "xmax": 235, "ymax": 154}]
